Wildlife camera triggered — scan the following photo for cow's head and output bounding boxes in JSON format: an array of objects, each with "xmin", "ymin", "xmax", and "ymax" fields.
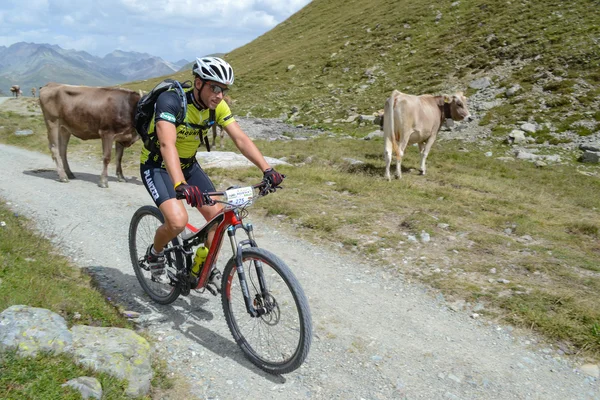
[{"xmin": 444, "ymin": 92, "xmax": 472, "ymax": 122}]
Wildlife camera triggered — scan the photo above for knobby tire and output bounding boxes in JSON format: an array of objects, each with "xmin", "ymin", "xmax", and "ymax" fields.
[
  {"xmin": 221, "ymin": 247, "xmax": 312, "ymax": 374},
  {"xmin": 128, "ymin": 205, "xmax": 181, "ymax": 305}
]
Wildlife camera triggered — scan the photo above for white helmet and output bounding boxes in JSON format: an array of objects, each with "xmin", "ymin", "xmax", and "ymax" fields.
[{"xmin": 193, "ymin": 57, "xmax": 234, "ymax": 85}]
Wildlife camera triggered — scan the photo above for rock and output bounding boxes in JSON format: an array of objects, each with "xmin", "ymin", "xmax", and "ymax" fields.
[
  {"xmin": 287, "ymin": 65, "xmax": 295, "ymax": 71},
  {"xmin": 508, "ymin": 130, "xmax": 527, "ymax": 144},
  {"xmin": 62, "ymin": 377, "xmax": 102, "ymax": 399},
  {"xmin": 506, "ymin": 85, "xmax": 521, "ymax": 97},
  {"xmin": 515, "ymin": 150, "xmax": 538, "ymax": 160},
  {"xmin": 520, "ymin": 123, "xmax": 536, "ymax": 133},
  {"xmin": 71, "ymin": 325, "xmax": 153, "ymax": 397},
  {"xmin": 579, "ymin": 151, "xmax": 600, "ymax": 164},
  {"xmin": 580, "ymin": 142, "xmax": 600, "ymax": 152},
  {"xmin": 14, "ymin": 129, "xmax": 33, "ymax": 136},
  {"xmin": 197, "ymin": 151, "xmax": 290, "ymax": 169},
  {"xmin": 469, "ymin": 77, "xmax": 492, "ymax": 90},
  {"xmin": 0, "ymin": 305, "xmax": 72, "ymax": 356},
  {"xmin": 363, "ymin": 130, "xmax": 383, "ymax": 140}
]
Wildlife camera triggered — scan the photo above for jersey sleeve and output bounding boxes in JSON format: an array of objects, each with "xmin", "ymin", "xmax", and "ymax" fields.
[
  {"xmin": 215, "ymin": 98, "xmax": 236, "ymax": 128},
  {"xmin": 154, "ymin": 91, "xmax": 182, "ymax": 125}
]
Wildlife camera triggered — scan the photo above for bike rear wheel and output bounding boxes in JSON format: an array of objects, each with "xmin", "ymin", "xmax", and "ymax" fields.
[
  {"xmin": 128, "ymin": 205, "xmax": 181, "ymax": 305},
  {"xmin": 221, "ymin": 247, "xmax": 312, "ymax": 374}
]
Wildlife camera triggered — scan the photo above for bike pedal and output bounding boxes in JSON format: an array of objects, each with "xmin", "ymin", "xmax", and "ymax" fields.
[{"xmin": 205, "ymin": 283, "xmax": 220, "ymax": 296}]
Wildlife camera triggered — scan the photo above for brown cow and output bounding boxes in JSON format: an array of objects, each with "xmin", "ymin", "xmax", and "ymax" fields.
[
  {"xmin": 211, "ymin": 95, "xmax": 232, "ymax": 149},
  {"xmin": 10, "ymin": 85, "xmax": 20, "ymax": 98},
  {"xmin": 31, "ymin": 87, "xmax": 36, "ymax": 97},
  {"xmin": 39, "ymin": 83, "xmax": 141, "ymax": 188},
  {"xmin": 383, "ymin": 90, "xmax": 471, "ymax": 180}
]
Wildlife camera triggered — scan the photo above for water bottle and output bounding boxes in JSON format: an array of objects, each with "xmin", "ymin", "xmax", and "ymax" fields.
[{"xmin": 192, "ymin": 246, "xmax": 209, "ymax": 276}]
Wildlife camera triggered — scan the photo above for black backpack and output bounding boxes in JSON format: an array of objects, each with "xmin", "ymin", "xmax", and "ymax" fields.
[{"xmin": 134, "ymin": 79, "xmax": 217, "ymax": 152}]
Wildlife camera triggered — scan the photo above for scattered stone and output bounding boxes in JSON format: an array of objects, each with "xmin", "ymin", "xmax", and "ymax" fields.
[
  {"xmin": 520, "ymin": 123, "xmax": 536, "ymax": 133},
  {"xmin": 363, "ymin": 130, "xmax": 383, "ymax": 140},
  {"xmin": 287, "ymin": 65, "xmax": 295, "ymax": 71},
  {"xmin": 123, "ymin": 311, "xmax": 140, "ymax": 319},
  {"xmin": 579, "ymin": 151, "xmax": 600, "ymax": 164},
  {"xmin": 0, "ymin": 305, "xmax": 72, "ymax": 356},
  {"xmin": 62, "ymin": 377, "xmax": 102, "ymax": 399},
  {"xmin": 506, "ymin": 85, "xmax": 521, "ymax": 97},
  {"xmin": 14, "ymin": 129, "xmax": 33, "ymax": 136},
  {"xmin": 508, "ymin": 130, "xmax": 527, "ymax": 144},
  {"xmin": 497, "ymin": 279, "xmax": 510, "ymax": 284},
  {"xmin": 469, "ymin": 77, "xmax": 491, "ymax": 90},
  {"xmin": 71, "ymin": 325, "xmax": 153, "ymax": 397}
]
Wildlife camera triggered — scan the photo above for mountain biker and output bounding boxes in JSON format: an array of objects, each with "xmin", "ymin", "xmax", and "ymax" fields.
[{"xmin": 140, "ymin": 56, "xmax": 284, "ymax": 286}]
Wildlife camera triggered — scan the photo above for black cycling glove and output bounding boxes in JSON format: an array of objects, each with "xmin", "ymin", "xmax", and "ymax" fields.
[{"xmin": 175, "ymin": 182, "xmax": 211, "ymax": 208}]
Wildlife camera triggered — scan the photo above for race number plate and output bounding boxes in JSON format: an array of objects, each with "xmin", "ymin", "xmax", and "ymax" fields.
[{"xmin": 225, "ymin": 186, "xmax": 254, "ymax": 207}]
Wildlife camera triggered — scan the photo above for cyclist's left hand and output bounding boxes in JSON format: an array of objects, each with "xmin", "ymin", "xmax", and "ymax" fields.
[{"xmin": 263, "ymin": 168, "xmax": 284, "ymax": 188}]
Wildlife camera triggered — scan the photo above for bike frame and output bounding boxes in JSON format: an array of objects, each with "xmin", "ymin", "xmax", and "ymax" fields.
[{"xmin": 170, "ymin": 194, "xmax": 268, "ymax": 318}]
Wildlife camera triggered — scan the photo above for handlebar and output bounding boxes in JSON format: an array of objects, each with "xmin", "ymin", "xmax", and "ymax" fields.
[{"xmin": 175, "ymin": 180, "xmax": 279, "ymax": 203}]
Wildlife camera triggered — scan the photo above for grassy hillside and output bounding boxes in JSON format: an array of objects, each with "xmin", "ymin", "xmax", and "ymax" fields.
[{"xmin": 123, "ymin": 0, "xmax": 599, "ymax": 135}]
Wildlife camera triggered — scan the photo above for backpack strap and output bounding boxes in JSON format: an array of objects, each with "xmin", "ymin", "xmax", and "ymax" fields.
[{"xmin": 203, "ymin": 109, "xmax": 217, "ymax": 152}]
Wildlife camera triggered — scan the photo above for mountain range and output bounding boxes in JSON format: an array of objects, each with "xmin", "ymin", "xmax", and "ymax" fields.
[{"xmin": 0, "ymin": 42, "xmax": 190, "ymax": 93}]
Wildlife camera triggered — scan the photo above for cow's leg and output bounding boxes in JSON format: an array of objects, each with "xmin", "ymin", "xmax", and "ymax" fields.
[
  {"xmin": 59, "ymin": 129, "xmax": 75, "ymax": 179},
  {"xmin": 115, "ymin": 142, "xmax": 126, "ymax": 182},
  {"xmin": 99, "ymin": 135, "xmax": 113, "ymax": 188},
  {"xmin": 211, "ymin": 126, "xmax": 217, "ymax": 149},
  {"xmin": 419, "ymin": 136, "xmax": 436, "ymax": 175},
  {"xmin": 46, "ymin": 120, "xmax": 69, "ymax": 182},
  {"xmin": 384, "ymin": 134, "xmax": 393, "ymax": 181},
  {"xmin": 396, "ymin": 138, "xmax": 409, "ymax": 179},
  {"xmin": 219, "ymin": 128, "xmax": 225, "ymax": 148}
]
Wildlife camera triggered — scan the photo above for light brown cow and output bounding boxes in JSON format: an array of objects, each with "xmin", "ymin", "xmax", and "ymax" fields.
[
  {"xmin": 39, "ymin": 83, "xmax": 141, "ymax": 188},
  {"xmin": 10, "ymin": 85, "xmax": 20, "ymax": 98},
  {"xmin": 211, "ymin": 95, "xmax": 232, "ymax": 149},
  {"xmin": 383, "ymin": 90, "xmax": 471, "ymax": 180}
]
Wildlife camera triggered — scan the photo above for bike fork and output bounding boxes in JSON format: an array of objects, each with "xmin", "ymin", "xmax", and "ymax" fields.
[{"xmin": 228, "ymin": 223, "xmax": 269, "ymax": 317}]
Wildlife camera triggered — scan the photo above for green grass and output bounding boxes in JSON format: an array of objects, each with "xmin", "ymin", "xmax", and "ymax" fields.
[
  {"xmin": 0, "ymin": 350, "xmax": 133, "ymax": 400},
  {"xmin": 0, "ymin": 201, "xmax": 174, "ymax": 398}
]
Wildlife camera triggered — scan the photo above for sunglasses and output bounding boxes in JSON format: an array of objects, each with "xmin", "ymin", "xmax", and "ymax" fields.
[{"xmin": 209, "ymin": 84, "xmax": 229, "ymax": 96}]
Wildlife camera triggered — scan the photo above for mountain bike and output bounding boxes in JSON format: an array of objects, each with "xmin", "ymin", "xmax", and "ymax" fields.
[{"xmin": 128, "ymin": 181, "xmax": 312, "ymax": 374}]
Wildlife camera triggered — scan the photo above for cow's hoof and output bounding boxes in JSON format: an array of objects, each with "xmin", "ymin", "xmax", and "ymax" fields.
[
  {"xmin": 117, "ymin": 175, "xmax": 126, "ymax": 182},
  {"xmin": 59, "ymin": 177, "xmax": 69, "ymax": 183},
  {"xmin": 67, "ymin": 173, "xmax": 76, "ymax": 179},
  {"xmin": 98, "ymin": 182, "xmax": 109, "ymax": 188}
]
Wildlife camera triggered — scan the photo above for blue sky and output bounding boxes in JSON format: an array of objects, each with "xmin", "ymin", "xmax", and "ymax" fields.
[{"xmin": 0, "ymin": 0, "xmax": 311, "ymax": 63}]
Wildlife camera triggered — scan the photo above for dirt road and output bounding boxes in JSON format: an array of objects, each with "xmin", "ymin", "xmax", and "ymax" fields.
[{"xmin": 0, "ymin": 144, "xmax": 598, "ymax": 399}]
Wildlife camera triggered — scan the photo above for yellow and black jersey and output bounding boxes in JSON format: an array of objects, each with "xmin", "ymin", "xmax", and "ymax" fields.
[{"xmin": 140, "ymin": 88, "xmax": 235, "ymax": 165}]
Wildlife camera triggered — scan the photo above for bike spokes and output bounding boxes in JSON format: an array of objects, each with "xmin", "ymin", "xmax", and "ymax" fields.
[{"xmin": 221, "ymin": 248, "xmax": 312, "ymax": 374}]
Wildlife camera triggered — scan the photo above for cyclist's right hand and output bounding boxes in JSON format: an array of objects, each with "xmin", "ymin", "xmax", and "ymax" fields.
[{"xmin": 175, "ymin": 182, "xmax": 211, "ymax": 208}]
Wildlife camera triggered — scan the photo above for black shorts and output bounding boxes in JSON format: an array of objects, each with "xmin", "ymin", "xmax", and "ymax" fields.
[{"xmin": 140, "ymin": 162, "xmax": 216, "ymax": 206}]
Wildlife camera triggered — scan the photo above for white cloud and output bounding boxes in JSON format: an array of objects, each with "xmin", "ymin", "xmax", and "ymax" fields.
[{"xmin": 0, "ymin": 0, "xmax": 312, "ymax": 61}]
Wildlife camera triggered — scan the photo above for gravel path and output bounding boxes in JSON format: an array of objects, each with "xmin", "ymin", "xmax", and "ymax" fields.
[{"xmin": 0, "ymin": 144, "xmax": 598, "ymax": 400}]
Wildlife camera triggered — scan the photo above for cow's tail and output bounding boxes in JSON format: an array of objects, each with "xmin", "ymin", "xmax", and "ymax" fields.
[{"xmin": 384, "ymin": 91, "xmax": 400, "ymax": 161}]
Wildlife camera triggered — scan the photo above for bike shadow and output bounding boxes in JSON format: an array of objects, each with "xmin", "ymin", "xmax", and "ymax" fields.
[
  {"xmin": 85, "ymin": 265, "xmax": 285, "ymax": 383},
  {"xmin": 23, "ymin": 168, "xmax": 144, "ymax": 186}
]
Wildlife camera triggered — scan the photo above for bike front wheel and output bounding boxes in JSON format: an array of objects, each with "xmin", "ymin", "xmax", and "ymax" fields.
[
  {"xmin": 221, "ymin": 247, "xmax": 312, "ymax": 374},
  {"xmin": 128, "ymin": 205, "xmax": 181, "ymax": 305}
]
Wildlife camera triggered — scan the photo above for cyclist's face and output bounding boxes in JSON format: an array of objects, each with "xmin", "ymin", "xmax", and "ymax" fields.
[{"xmin": 197, "ymin": 79, "xmax": 227, "ymax": 110}]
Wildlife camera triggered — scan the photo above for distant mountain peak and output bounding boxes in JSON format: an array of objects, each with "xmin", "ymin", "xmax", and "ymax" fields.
[{"xmin": 0, "ymin": 42, "xmax": 190, "ymax": 91}]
